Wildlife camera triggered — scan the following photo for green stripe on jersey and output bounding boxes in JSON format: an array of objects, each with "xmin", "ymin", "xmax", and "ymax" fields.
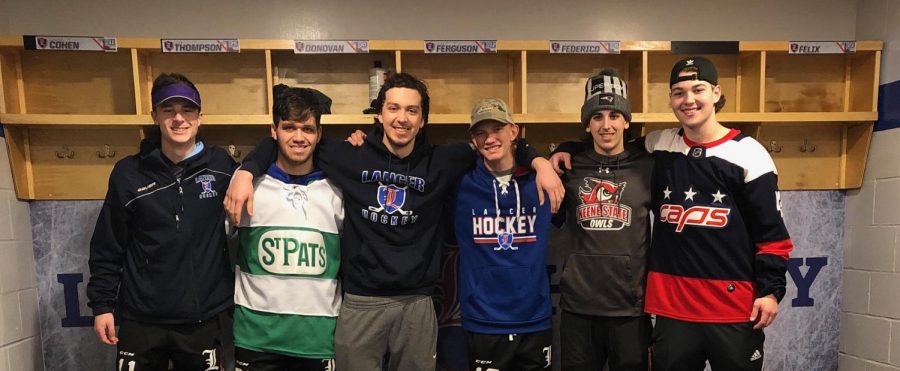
[
  {"xmin": 233, "ymin": 305, "xmax": 336, "ymax": 359},
  {"xmin": 238, "ymin": 226, "xmax": 340, "ymax": 278}
]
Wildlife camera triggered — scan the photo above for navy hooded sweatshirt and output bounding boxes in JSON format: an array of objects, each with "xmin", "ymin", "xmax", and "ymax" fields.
[{"xmin": 454, "ymin": 160, "xmax": 552, "ymax": 334}]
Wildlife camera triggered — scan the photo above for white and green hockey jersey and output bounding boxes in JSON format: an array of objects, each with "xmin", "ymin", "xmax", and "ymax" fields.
[{"xmin": 233, "ymin": 166, "xmax": 344, "ymax": 359}]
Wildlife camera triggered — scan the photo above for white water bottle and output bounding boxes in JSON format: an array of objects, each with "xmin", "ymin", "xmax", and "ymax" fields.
[{"xmin": 369, "ymin": 60, "xmax": 387, "ymax": 103}]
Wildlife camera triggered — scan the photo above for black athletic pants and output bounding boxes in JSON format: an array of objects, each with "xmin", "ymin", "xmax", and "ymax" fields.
[
  {"xmin": 467, "ymin": 329, "xmax": 553, "ymax": 371},
  {"xmin": 651, "ymin": 316, "xmax": 765, "ymax": 371},
  {"xmin": 115, "ymin": 311, "xmax": 229, "ymax": 371},
  {"xmin": 559, "ymin": 311, "xmax": 652, "ymax": 371},
  {"xmin": 234, "ymin": 347, "xmax": 333, "ymax": 371}
]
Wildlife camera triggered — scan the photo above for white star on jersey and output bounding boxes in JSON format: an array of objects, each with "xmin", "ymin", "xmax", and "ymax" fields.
[
  {"xmin": 663, "ymin": 187, "xmax": 672, "ymax": 199},
  {"xmin": 684, "ymin": 187, "xmax": 697, "ymax": 201},
  {"xmin": 712, "ymin": 190, "xmax": 727, "ymax": 203}
]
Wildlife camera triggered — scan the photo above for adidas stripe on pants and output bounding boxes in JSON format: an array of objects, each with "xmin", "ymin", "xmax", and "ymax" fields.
[{"xmin": 651, "ymin": 316, "xmax": 765, "ymax": 371}]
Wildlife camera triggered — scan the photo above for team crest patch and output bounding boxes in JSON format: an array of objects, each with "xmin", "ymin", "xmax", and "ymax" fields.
[
  {"xmin": 370, "ymin": 183, "xmax": 412, "ymax": 215},
  {"xmin": 576, "ymin": 177, "xmax": 632, "ymax": 230},
  {"xmin": 196, "ymin": 174, "xmax": 218, "ymax": 199},
  {"xmin": 496, "ymin": 231, "xmax": 518, "ymax": 251}
]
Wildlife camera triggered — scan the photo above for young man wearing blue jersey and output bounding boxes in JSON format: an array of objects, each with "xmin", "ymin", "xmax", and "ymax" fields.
[
  {"xmin": 454, "ymin": 98, "xmax": 553, "ymax": 371},
  {"xmin": 232, "ymin": 85, "xmax": 343, "ymax": 371}
]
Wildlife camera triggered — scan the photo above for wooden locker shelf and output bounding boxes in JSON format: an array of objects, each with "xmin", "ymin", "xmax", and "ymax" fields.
[
  {"xmin": 400, "ymin": 51, "xmax": 524, "ymax": 115},
  {"xmin": 0, "ymin": 37, "xmax": 883, "ymax": 199}
]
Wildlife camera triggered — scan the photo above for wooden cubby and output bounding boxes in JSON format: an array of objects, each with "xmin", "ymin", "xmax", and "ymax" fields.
[
  {"xmin": 0, "ymin": 37, "xmax": 882, "ymax": 199},
  {"xmin": 525, "ymin": 51, "xmax": 645, "ymax": 115},
  {"xmin": 402, "ymin": 51, "xmax": 523, "ymax": 116},
  {"xmin": 4, "ymin": 125, "xmax": 142, "ymax": 199},
  {"xmin": 270, "ymin": 51, "xmax": 396, "ymax": 116},
  {"xmin": 138, "ymin": 50, "xmax": 270, "ymax": 116}
]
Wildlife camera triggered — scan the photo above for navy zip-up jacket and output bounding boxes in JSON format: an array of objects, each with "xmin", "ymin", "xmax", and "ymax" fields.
[{"xmin": 87, "ymin": 139, "xmax": 236, "ymax": 324}]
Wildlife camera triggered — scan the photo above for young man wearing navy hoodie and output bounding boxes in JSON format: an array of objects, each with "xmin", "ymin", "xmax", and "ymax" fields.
[
  {"xmin": 224, "ymin": 73, "xmax": 563, "ymax": 371},
  {"xmin": 454, "ymin": 98, "xmax": 553, "ymax": 371},
  {"xmin": 88, "ymin": 73, "xmax": 236, "ymax": 370}
]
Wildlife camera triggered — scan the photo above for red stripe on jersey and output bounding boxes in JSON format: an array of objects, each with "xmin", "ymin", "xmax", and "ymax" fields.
[
  {"xmin": 682, "ymin": 128, "xmax": 740, "ymax": 148},
  {"xmin": 645, "ymin": 271, "xmax": 754, "ymax": 323},
  {"xmin": 473, "ymin": 236, "xmax": 538, "ymax": 244},
  {"xmin": 756, "ymin": 239, "xmax": 793, "ymax": 260}
]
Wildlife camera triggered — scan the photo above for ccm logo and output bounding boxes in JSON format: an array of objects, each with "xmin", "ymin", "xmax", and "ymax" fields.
[{"xmin": 659, "ymin": 204, "xmax": 730, "ymax": 232}]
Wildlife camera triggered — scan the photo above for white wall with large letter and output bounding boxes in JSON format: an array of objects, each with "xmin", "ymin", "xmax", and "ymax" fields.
[{"xmin": 840, "ymin": 1, "xmax": 900, "ymax": 370}]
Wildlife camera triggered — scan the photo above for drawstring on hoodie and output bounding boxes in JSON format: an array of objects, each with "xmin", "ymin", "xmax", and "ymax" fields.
[
  {"xmin": 492, "ymin": 177, "xmax": 522, "ymax": 251},
  {"xmin": 384, "ymin": 152, "xmax": 414, "ymax": 208},
  {"xmin": 283, "ymin": 184, "xmax": 309, "ymax": 217}
]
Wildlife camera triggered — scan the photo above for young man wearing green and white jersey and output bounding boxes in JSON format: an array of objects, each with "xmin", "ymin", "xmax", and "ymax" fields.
[{"xmin": 232, "ymin": 85, "xmax": 343, "ymax": 371}]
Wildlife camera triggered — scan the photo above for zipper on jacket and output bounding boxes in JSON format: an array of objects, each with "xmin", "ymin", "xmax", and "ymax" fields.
[
  {"xmin": 175, "ymin": 177, "xmax": 183, "ymax": 231},
  {"xmin": 183, "ymin": 175, "xmax": 201, "ymax": 322}
]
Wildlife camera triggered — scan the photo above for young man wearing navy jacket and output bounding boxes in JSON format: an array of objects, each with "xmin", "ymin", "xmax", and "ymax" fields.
[
  {"xmin": 454, "ymin": 98, "xmax": 553, "ymax": 371},
  {"xmin": 88, "ymin": 73, "xmax": 236, "ymax": 370},
  {"xmin": 224, "ymin": 73, "xmax": 564, "ymax": 371}
]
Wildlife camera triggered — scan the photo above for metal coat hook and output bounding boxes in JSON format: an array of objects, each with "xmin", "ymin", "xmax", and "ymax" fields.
[
  {"xmin": 766, "ymin": 140, "xmax": 783, "ymax": 153},
  {"xmin": 227, "ymin": 144, "xmax": 242, "ymax": 158},
  {"xmin": 96, "ymin": 145, "xmax": 116, "ymax": 159},
  {"xmin": 799, "ymin": 139, "xmax": 817, "ymax": 153},
  {"xmin": 55, "ymin": 146, "xmax": 75, "ymax": 159}
]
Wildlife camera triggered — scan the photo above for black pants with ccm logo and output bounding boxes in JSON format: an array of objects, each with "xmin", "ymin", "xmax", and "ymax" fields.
[
  {"xmin": 467, "ymin": 329, "xmax": 552, "ymax": 371},
  {"xmin": 651, "ymin": 316, "xmax": 765, "ymax": 371},
  {"xmin": 115, "ymin": 311, "xmax": 229, "ymax": 371}
]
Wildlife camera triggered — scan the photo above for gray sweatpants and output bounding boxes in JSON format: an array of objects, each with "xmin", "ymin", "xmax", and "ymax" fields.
[{"xmin": 334, "ymin": 293, "xmax": 438, "ymax": 371}]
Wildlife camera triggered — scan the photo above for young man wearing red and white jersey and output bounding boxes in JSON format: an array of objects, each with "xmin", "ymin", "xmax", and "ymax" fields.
[{"xmin": 643, "ymin": 56, "xmax": 793, "ymax": 371}]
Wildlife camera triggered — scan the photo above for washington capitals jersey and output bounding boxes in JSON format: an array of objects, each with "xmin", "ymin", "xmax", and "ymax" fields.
[
  {"xmin": 644, "ymin": 128, "xmax": 793, "ymax": 323},
  {"xmin": 454, "ymin": 160, "xmax": 553, "ymax": 334}
]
